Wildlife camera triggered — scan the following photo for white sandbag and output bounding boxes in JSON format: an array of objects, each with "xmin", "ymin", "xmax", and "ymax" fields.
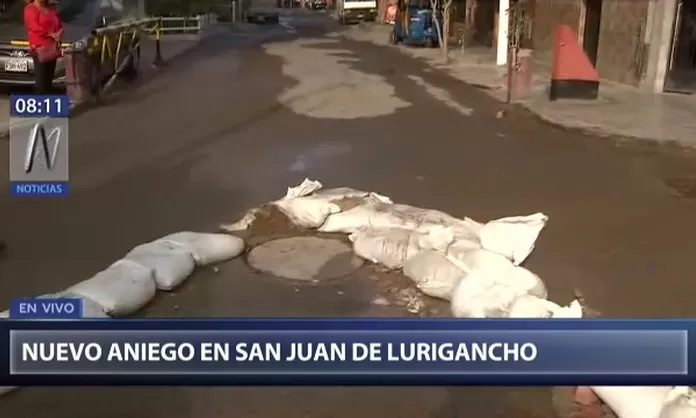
[
  {"xmin": 313, "ymin": 187, "xmax": 374, "ymax": 200},
  {"xmin": 403, "ymin": 250, "xmax": 467, "ymax": 300},
  {"xmin": 125, "ymin": 241, "xmax": 196, "ymax": 290},
  {"xmin": 447, "ymin": 249, "xmax": 547, "ymax": 298},
  {"xmin": 0, "ymin": 386, "xmax": 17, "ymax": 397},
  {"xmin": 0, "ymin": 310, "xmax": 7, "ymax": 318},
  {"xmin": 450, "ymin": 269, "xmax": 522, "ymax": 318},
  {"xmin": 350, "ymin": 228, "xmax": 422, "ymax": 269},
  {"xmin": 507, "ymin": 295, "xmax": 555, "ymax": 318},
  {"xmin": 272, "ymin": 179, "xmax": 345, "ymax": 228},
  {"xmin": 320, "ymin": 201, "xmax": 470, "ymax": 235},
  {"xmin": 318, "ymin": 194, "xmax": 397, "ymax": 233},
  {"xmin": 660, "ymin": 387, "xmax": 696, "ymax": 418},
  {"xmin": 158, "ymin": 232, "xmax": 245, "ymax": 266},
  {"xmin": 592, "ymin": 386, "xmax": 673, "ymax": 418},
  {"xmin": 549, "ymin": 299, "xmax": 584, "ymax": 318},
  {"xmin": 221, "ymin": 207, "xmax": 261, "ymax": 232},
  {"xmin": 450, "ymin": 265, "xmax": 562, "ymax": 319},
  {"xmin": 274, "ymin": 197, "xmax": 341, "ymax": 228},
  {"xmin": 220, "ymin": 179, "xmax": 326, "ymax": 231},
  {"xmin": 445, "ymin": 236, "xmax": 481, "ymax": 260},
  {"xmin": 448, "ymin": 248, "xmax": 514, "ymax": 273},
  {"xmin": 74, "ymin": 296, "xmax": 110, "ymax": 318},
  {"xmin": 283, "ymin": 178, "xmax": 323, "ymax": 199},
  {"xmin": 479, "ymin": 212, "xmax": 548, "ymax": 265},
  {"xmin": 55, "ymin": 293, "xmax": 111, "ymax": 319},
  {"xmin": 510, "ymin": 267, "xmax": 547, "ymax": 299},
  {"xmin": 507, "ymin": 296, "xmax": 582, "ymax": 318},
  {"xmin": 67, "ymin": 259, "xmax": 156, "ymax": 316}
]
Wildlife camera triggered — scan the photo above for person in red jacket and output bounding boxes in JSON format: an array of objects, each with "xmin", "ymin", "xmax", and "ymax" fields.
[{"xmin": 23, "ymin": 0, "xmax": 63, "ymax": 94}]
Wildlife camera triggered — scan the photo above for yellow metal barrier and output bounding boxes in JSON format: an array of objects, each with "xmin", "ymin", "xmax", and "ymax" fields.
[
  {"xmin": 86, "ymin": 18, "xmax": 165, "ymax": 94},
  {"xmin": 91, "ymin": 18, "xmax": 164, "ymax": 72},
  {"xmin": 54, "ymin": 17, "xmax": 166, "ymax": 104}
]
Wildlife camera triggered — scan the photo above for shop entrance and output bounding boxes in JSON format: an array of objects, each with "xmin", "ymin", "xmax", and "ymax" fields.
[{"xmin": 664, "ymin": 0, "xmax": 696, "ymax": 93}]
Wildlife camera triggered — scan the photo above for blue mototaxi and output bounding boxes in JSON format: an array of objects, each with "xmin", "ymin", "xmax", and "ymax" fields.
[{"xmin": 389, "ymin": 4, "xmax": 440, "ymax": 48}]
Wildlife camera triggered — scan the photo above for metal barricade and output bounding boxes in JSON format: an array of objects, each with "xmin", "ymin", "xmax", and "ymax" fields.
[
  {"xmin": 62, "ymin": 17, "xmax": 165, "ymax": 105},
  {"xmin": 157, "ymin": 14, "xmax": 218, "ymax": 36}
]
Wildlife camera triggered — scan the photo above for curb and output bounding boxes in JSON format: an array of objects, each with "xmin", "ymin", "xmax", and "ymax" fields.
[{"xmin": 345, "ymin": 26, "xmax": 678, "ymax": 146}]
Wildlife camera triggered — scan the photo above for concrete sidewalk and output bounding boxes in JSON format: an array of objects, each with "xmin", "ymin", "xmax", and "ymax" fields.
[{"xmin": 345, "ymin": 24, "xmax": 696, "ymax": 148}]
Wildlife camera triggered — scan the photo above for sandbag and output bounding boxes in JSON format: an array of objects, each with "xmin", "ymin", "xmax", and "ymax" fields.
[
  {"xmin": 56, "ymin": 293, "xmax": 111, "ymax": 318},
  {"xmin": 158, "ymin": 232, "xmax": 245, "ymax": 266},
  {"xmin": 592, "ymin": 386, "xmax": 673, "ymax": 418},
  {"xmin": 274, "ymin": 185, "xmax": 388, "ymax": 229},
  {"xmin": 0, "ymin": 386, "xmax": 17, "ymax": 397},
  {"xmin": 274, "ymin": 197, "xmax": 341, "ymax": 228},
  {"xmin": 479, "ymin": 212, "xmax": 548, "ymax": 265},
  {"xmin": 402, "ymin": 250, "xmax": 467, "ymax": 300},
  {"xmin": 549, "ymin": 299, "xmax": 584, "ymax": 318},
  {"xmin": 448, "ymin": 248, "xmax": 514, "ymax": 273},
  {"xmin": 450, "ymin": 269, "xmax": 522, "ymax": 318},
  {"xmin": 67, "ymin": 259, "xmax": 157, "ymax": 316},
  {"xmin": 221, "ymin": 207, "xmax": 261, "ymax": 232},
  {"xmin": 0, "ymin": 310, "xmax": 7, "ymax": 318},
  {"xmin": 318, "ymin": 196, "xmax": 405, "ymax": 233},
  {"xmin": 450, "ymin": 266, "xmax": 566, "ymax": 319},
  {"xmin": 660, "ymin": 387, "xmax": 696, "ymax": 418},
  {"xmin": 507, "ymin": 295, "xmax": 555, "ymax": 318},
  {"xmin": 125, "ymin": 241, "xmax": 196, "ymax": 290},
  {"xmin": 510, "ymin": 266, "xmax": 547, "ymax": 299},
  {"xmin": 313, "ymin": 187, "xmax": 375, "ymax": 201},
  {"xmin": 320, "ymin": 200, "xmax": 473, "ymax": 236},
  {"xmin": 350, "ymin": 228, "xmax": 422, "ymax": 269},
  {"xmin": 446, "ymin": 249, "xmax": 547, "ymax": 298},
  {"xmin": 507, "ymin": 295, "xmax": 582, "ymax": 318},
  {"xmin": 283, "ymin": 178, "xmax": 323, "ymax": 199}
]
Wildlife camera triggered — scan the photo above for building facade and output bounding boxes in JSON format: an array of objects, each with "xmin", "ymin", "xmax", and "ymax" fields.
[{"xmin": 531, "ymin": 0, "xmax": 696, "ymax": 94}]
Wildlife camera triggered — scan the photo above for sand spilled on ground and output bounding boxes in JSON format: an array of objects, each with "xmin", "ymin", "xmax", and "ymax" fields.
[{"xmin": 264, "ymin": 38, "xmax": 411, "ymax": 119}]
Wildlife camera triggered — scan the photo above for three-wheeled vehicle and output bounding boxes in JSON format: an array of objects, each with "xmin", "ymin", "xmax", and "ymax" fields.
[{"xmin": 389, "ymin": 0, "xmax": 440, "ymax": 48}]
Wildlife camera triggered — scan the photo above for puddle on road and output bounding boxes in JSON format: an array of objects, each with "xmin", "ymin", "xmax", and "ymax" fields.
[{"xmin": 264, "ymin": 38, "xmax": 411, "ymax": 119}]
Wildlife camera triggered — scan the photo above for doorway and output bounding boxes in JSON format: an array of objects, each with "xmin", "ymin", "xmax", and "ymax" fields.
[
  {"xmin": 582, "ymin": 0, "xmax": 603, "ymax": 66},
  {"xmin": 664, "ymin": 0, "xmax": 696, "ymax": 93}
]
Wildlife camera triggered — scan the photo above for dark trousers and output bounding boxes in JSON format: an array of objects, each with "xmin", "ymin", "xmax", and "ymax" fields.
[{"xmin": 31, "ymin": 55, "xmax": 57, "ymax": 94}]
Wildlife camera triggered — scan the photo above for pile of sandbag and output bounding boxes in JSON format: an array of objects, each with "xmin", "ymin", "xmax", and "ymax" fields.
[
  {"xmin": 592, "ymin": 386, "xmax": 696, "ymax": 418},
  {"xmin": 223, "ymin": 178, "xmax": 582, "ymax": 319},
  {"xmin": 0, "ymin": 232, "xmax": 245, "ymax": 398},
  {"xmin": 0, "ymin": 232, "xmax": 245, "ymax": 318}
]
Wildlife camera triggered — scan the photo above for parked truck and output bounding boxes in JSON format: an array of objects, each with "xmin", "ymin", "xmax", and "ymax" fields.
[{"xmin": 336, "ymin": 0, "xmax": 377, "ymax": 24}]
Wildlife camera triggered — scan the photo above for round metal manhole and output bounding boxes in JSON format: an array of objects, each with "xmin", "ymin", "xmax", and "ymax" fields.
[{"xmin": 247, "ymin": 236, "xmax": 364, "ymax": 281}]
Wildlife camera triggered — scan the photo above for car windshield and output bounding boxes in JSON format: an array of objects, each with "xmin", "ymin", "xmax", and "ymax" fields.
[{"xmin": 0, "ymin": 0, "xmax": 91, "ymax": 23}]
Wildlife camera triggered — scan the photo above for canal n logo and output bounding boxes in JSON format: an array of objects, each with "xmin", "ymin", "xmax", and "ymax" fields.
[{"xmin": 24, "ymin": 123, "xmax": 61, "ymax": 174}]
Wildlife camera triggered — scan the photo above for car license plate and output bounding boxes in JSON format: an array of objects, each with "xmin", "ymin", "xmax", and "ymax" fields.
[{"xmin": 5, "ymin": 59, "xmax": 28, "ymax": 72}]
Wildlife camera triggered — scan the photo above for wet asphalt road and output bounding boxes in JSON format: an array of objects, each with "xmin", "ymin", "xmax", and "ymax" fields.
[{"xmin": 2, "ymin": 7, "xmax": 696, "ymax": 418}]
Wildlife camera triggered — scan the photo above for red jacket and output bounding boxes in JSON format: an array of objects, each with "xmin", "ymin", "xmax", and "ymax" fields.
[{"xmin": 23, "ymin": 3, "xmax": 63, "ymax": 49}]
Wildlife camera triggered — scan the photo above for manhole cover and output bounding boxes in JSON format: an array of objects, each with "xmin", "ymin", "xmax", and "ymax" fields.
[{"xmin": 247, "ymin": 236, "xmax": 363, "ymax": 281}]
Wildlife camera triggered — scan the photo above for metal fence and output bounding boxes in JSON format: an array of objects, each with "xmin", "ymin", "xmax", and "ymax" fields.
[{"xmin": 155, "ymin": 13, "xmax": 218, "ymax": 36}]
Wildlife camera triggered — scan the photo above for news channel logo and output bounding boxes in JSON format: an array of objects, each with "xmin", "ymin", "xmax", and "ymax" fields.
[{"xmin": 9, "ymin": 117, "xmax": 69, "ymax": 196}]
